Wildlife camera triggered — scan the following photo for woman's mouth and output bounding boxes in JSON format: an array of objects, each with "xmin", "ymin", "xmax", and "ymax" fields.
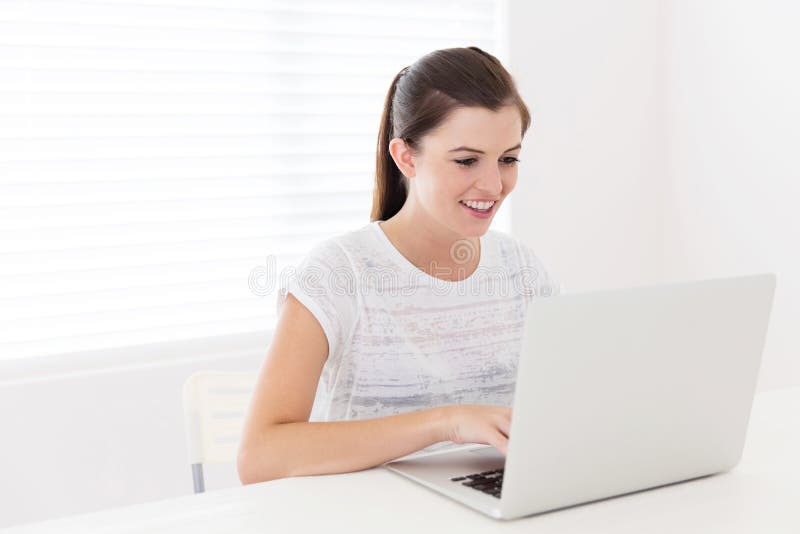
[{"xmin": 459, "ymin": 199, "xmax": 496, "ymax": 218}]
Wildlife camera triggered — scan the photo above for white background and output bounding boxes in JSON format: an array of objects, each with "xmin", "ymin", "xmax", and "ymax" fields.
[
  {"xmin": 511, "ymin": 0, "xmax": 798, "ymax": 392},
  {"xmin": 1, "ymin": 0, "xmax": 798, "ymax": 528}
]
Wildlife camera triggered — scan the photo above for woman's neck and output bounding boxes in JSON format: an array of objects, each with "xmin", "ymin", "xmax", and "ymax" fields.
[{"xmin": 378, "ymin": 202, "xmax": 481, "ymax": 282}]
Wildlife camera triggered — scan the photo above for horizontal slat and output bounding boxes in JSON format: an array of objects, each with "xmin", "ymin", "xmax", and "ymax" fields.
[
  {"xmin": 0, "ymin": 1, "xmax": 492, "ymax": 33},
  {"xmin": 0, "ymin": 138, "xmax": 372, "ymax": 161},
  {"xmin": 0, "ymin": 22, "xmax": 479, "ymax": 54},
  {"xmin": 0, "ymin": 234, "xmax": 328, "ymax": 275},
  {"xmin": 0, "ymin": 45, "xmax": 469, "ymax": 72},
  {"xmin": 207, "ymin": 397, "xmax": 252, "ymax": 415},
  {"xmin": 3, "ymin": 0, "xmax": 494, "ymax": 15},
  {"xmin": 1, "ymin": 0, "xmax": 494, "ymax": 18},
  {"xmin": 0, "ymin": 256, "xmax": 302, "ymax": 297},
  {"xmin": 0, "ymin": 113, "xmax": 379, "ymax": 138},
  {"xmin": 0, "ymin": 212, "xmax": 366, "ymax": 252},
  {"xmin": 0, "ymin": 155, "xmax": 373, "ymax": 184},
  {"xmin": 0, "ymin": 135, "xmax": 374, "ymax": 162},
  {"xmin": 0, "ymin": 176, "xmax": 372, "ymax": 207},
  {"xmin": 0, "ymin": 191, "xmax": 372, "ymax": 227},
  {"xmin": 0, "ymin": 64, "xmax": 388, "ymax": 94},
  {"xmin": 0, "ymin": 72, "xmax": 390, "ymax": 96},
  {"xmin": 0, "ymin": 92, "xmax": 384, "ymax": 114},
  {"xmin": 0, "ymin": 315, "xmax": 275, "ymax": 360},
  {"xmin": 0, "ymin": 297, "xmax": 278, "ymax": 343},
  {"xmin": 203, "ymin": 419, "xmax": 245, "ymax": 441},
  {"xmin": 0, "ymin": 273, "xmax": 296, "ymax": 321}
]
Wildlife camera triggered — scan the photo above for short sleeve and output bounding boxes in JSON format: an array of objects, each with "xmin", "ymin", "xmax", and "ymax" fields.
[
  {"xmin": 514, "ymin": 239, "xmax": 562, "ymax": 299},
  {"xmin": 276, "ymin": 239, "xmax": 358, "ymax": 362}
]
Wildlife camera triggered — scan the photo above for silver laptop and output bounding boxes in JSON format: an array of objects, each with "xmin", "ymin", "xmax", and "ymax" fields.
[{"xmin": 384, "ymin": 273, "xmax": 777, "ymax": 520}]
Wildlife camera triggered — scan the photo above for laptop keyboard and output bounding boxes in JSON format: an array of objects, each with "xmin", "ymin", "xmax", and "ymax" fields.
[{"xmin": 450, "ymin": 468, "xmax": 504, "ymax": 499}]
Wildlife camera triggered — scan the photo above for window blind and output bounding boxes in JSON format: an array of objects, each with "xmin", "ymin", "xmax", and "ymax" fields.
[{"xmin": 0, "ymin": 0, "xmax": 510, "ymax": 361}]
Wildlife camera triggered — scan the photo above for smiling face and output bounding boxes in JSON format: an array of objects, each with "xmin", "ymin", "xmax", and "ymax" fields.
[{"xmin": 389, "ymin": 105, "xmax": 523, "ymax": 238}]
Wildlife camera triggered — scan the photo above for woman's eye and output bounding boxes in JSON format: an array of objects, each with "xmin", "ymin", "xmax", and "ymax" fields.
[{"xmin": 454, "ymin": 157, "xmax": 520, "ymax": 167}]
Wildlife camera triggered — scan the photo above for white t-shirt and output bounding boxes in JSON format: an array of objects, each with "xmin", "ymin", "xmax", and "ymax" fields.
[{"xmin": 276, "ymin": 220, "xmax": 561, "ymax": 452}]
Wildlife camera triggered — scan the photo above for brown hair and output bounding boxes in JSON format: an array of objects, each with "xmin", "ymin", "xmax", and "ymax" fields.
[{"xmin": 371, "ymin": 46, "xmax": 532, "ymax": 222}]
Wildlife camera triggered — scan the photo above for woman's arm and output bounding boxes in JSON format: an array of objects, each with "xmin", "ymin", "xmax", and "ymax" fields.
[
  {"xmin": 238, "ymin": 292, "xmax": 512, "ymax": 484},
  {"xmin": 238, "ymin": 406, "xmax": 449, "ymax": 484},
  {"xmin": 237, "ymin": 293, "xmax": 451, "ymax": 484}
]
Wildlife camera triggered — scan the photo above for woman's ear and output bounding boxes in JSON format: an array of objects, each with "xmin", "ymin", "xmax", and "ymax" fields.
[{"xmin": 388, "ymin": 137, "xmax": 417, "ymax": 179}]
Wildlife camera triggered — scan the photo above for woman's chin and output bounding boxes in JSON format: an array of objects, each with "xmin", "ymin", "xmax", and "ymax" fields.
[{"xmin": 455, "ymin": 219, "xmax": 493, "ymax": 238}]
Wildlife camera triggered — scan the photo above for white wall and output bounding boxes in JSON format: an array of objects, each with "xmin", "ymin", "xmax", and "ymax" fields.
[
  {"xmin": 661, "ymin": 0, "xmax": 799, "ymax": 390},
  {"xmin": 509, "ymin": 0, "xmax": 798, "ymax": 391},
  {"xmin": 0, "ymin": 334, "xmax": 266, "ymax": 528},
  {"xmin": 509, "ymin": 0, "xmax": 667, "ymax": 292}
]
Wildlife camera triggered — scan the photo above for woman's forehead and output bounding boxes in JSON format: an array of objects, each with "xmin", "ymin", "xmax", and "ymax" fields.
[{"xmin": 427, "ymin": 106, "xmax": 522, "ymax": 151}]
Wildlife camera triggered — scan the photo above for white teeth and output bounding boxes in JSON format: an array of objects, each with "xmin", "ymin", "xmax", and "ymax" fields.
[{"xmin": 462, "ymin": 200, "xmax": 495, "ymax": 210}]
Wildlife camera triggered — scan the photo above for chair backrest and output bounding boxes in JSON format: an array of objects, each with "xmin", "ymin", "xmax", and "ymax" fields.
[{"xmin": 182, "ymin": 371, "xmax": 257, "ymax": 493}]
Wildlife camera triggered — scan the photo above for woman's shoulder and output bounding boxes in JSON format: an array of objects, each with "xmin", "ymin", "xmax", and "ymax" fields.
[
  {"xmin": 483, "ymin": 229, "xmax": 562, "ymax": 296},
  {"xmin": 483, "ymin": 228, "xmax": 538, "ymax": 267},
  {"xmin": 298, "ymin": 221, "xmax": 381, "ymax": 269}
]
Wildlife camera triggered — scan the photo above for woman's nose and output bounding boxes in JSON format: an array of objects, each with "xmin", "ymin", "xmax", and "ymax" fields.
[{"xmin": 475, "ymin": 164, "xmax": 503, "ymax": 196}]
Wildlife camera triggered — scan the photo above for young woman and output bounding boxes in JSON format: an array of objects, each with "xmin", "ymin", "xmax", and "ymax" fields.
[{"xmin": 238, "ymin": 46, "xmax": 561, "ymax": 484}]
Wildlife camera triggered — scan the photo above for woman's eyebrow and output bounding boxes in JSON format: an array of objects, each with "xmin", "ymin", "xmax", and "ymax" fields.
[{"xmin": 448, "ymin": 143, "xmax": 521, "ymax": 154}]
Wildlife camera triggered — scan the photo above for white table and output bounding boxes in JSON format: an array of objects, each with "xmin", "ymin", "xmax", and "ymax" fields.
[{"xmin": 5, "ymin": 387, "xmax": 799, "ymax": 534}]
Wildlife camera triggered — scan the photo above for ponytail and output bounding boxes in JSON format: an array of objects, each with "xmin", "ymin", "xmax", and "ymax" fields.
[{"xmin": 371, "ymin": 67, "xmax": 409, "ymax": 222}]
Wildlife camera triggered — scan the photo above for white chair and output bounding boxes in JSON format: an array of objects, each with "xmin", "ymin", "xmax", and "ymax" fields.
[{"xmin": 182, "ymin": 371, "xmax": 257, "ymax": 493}]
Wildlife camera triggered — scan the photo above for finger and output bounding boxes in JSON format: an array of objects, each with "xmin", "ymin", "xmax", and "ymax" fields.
[
  {"xmin": 497, "ymin": 418, "xmax": 511, "ymax": 438},
  {"xmin": 493, "ymin": 432, "xmax": 508, "ymax": 456}
]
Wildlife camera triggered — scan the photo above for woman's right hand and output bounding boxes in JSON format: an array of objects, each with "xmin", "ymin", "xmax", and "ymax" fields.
[{"xmin": 441, "ymin": 405, "xmax": 512, "ymax": 456}]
